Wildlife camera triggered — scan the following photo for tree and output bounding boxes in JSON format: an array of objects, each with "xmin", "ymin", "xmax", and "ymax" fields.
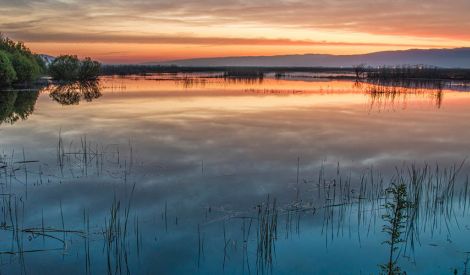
[
  {"xmin": 79, "ymin": 57, "xmax": 101, "ymax": 80},
  {"xmin": 10, "ymin": 52, "xmax": 41, "ymax": 83},
  {"xmin": 0, "ymin": 50, "xmax": 17, "ymax": 87},
  {"xmin": 49, "ymin": 55, "xmax": 101, "ymax": 81},
  {"xmin": 49, "ymin": 55, "xmax": 81, "ymax": 81},
  {"xmin": 0, "ymin": 34, "xmax": 45, "ymax": 85}
]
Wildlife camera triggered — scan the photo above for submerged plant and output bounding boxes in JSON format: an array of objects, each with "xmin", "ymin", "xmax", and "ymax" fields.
[{"xmin": 380, "ymin": 182, "xmax": 412, "ymax": 275}]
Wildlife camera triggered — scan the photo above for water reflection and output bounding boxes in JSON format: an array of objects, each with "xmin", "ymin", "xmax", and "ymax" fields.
[
  {"xmin": 222, "ymin": 71, "xmax": 265, "ymax": 84},
  {"xmin": 2, "ymin": 74, "xmax": 470, "ymax": 274},
  {"xmin": 1, "ymin": 75, "xmax": 457, "ymax": 127},
  {"xmin": 355, "ymin": 81, "xmax": 445, "ymax": 111},
  {"xmin": 47, "ymin": 81, "xmax": 102, "ymax": 105},
  {"xmin": 1, "ymin": 142, "xmax": 470, "ymax": 274},
  {"xmin": 0, "ymin": 90, "xmax": 39, "ymax": 125},
  {"xmin": 175, "ymin": 76, "xmax": 208, "ymax": 89}
]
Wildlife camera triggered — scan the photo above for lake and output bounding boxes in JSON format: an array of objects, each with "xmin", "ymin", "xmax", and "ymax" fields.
[{"xmin": 1, "ymin": 73, "xmax": 470, "ymax": 274}]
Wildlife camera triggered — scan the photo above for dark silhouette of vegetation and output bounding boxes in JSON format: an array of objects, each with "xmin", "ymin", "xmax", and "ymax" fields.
[
  {"xmin": 79, "ymin": 57, "xmax": 101, "ymax": 81},
  {"xmin": 99, "ymin": 65, "xmax": 355, "ymax": 76},
  {"xmin": 48, "ymin": 55, "xmax": 80, "ymax": 81},
  {"xmin": 380, "ymin": 183, "xmax": 412, "ymax": 275},
  {"xmin": 49, "ymin": 55, "xmax": 101, "ymax": 82},
  {"xmin": 222, "ymin": 69, "xmax": 265, "ymax": 83},
  {"xmin": 0, "ymin": 34, "xmax": 45, "ymax": 87},
  {"xmin": 368, "ymin": 66, "xmax": 443, "ymax": 81},
  {"xmin": 0, "ymin": 89, "xmax": 40, "ymax": 124},
  {"xmin": 355, "ymin": 65, "xmax": 470, "ymax": 82},
  {"xmin": 48, "ymin": 81, "xmax": 102, "ymax": 105},
  {"xmin": 354, "ymin": 64, "xmax": 367, "ymax": 79},
  {"xmin": 223, "ymin": 70, "xmax": 264, "ymax": 78},
  {"xmin": 100, "ymin": 64, "xmax": 470, "ymax": 82}
]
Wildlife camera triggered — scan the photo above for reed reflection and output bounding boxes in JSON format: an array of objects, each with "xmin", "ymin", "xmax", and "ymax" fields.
[
  {"xmin": 355, "ymin": 80, "xmax": 445, "ymax": 111},
  {"xmin": 222, "ymin": 71, "xmax": 265, "ymax": 84}
]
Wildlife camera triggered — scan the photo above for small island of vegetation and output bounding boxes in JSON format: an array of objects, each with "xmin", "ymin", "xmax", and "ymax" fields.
[
  {"xmin": 49, "ymin": 55, "xmax": 101, "ymax": 82},
  {"xmin": 1, "ymin": 34, "xmax": 101, "ymax": 88}
]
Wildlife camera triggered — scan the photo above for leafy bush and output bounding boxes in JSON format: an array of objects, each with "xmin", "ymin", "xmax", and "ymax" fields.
[
  {"xmin": 79, "ymin": 58, "xmax": 101, "ymax": 80},
  {"xmin": 11, "ymin": 52, "xmax": 42, "ymax": 83},
  {"xmin": 0, "ymin": 50, "xmax": 17, "ymax": 86},
  {"xmin": 49, "ymin": 55, "xmax": 101, "ymax": 81},
  {"xmin": 49, "ymin": 55, "xmax": 81, "ymax": 81},
  {"xmin": 0, "ymin": 34, "xmax": 45, "ymax": 86}
]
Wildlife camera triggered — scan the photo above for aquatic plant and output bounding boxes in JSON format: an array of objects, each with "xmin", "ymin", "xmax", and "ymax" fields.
[
  {"xmin": 380, "ymin": 182, "xmax": 412, "ymax": 275},
  {"xmin": 257, "ymin": 196, "xmax": 278, "ymax": 273}
]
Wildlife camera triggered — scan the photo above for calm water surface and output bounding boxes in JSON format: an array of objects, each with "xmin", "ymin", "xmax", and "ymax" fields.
[{"xmin": 1, "ymin": 74, "xmax": 470, "ymax": 274}]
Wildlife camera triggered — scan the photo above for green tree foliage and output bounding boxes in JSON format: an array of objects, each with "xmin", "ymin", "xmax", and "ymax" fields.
[
  {"xmin": 0, "ymin": 51, "xmax": 17, "ymax": 86},
  {"xmin": 79, "ymin": 57, "xmax": 101, "ymax": 80},
  {"xmin": 49, "ymin": 55, "xmax": 101, "ymax": 81},
  {"xmin": 0, "ymin": 34, "xmax": 45, "ymax": 86},
  {"xmin": 49, "ymin": 55, "xmax": 81, "ymax": 81},
  {"xmin": 11, "ymin": 52, "xmax": 42, "ymax": 83}
]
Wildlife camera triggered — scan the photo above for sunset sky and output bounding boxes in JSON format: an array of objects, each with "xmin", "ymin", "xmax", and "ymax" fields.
[{"xmin": 1, "ymin": 0, "xmax": 470, "ymax": 64}]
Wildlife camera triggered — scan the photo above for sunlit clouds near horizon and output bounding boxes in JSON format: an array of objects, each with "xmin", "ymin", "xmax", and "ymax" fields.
[{"xmin": 1, "ymin": 0, "xmax": 470, "ymax": 63}]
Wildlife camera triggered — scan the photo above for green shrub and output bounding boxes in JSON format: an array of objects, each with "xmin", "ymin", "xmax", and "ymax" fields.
[
  {"xmin": 0, "ymin": 34, "xmax": 44, "ymax": 85},
  {"xmin": 10, "ymin": 53, "xmax": 41, "ymax": 83},
  {"xmin": 0, "ymin": 50, "xmax": 17, "ymax": 87},
  {"xmin": 49, "ymin": 55, "xmax": 101, "ymax": 81},
  {"xmin": 49, "ymin": 55, "xmax": 81, "ymax": 81},
  {"xmin": 79, "ymin": 57, "xmax": 101, "ymax": 80}
]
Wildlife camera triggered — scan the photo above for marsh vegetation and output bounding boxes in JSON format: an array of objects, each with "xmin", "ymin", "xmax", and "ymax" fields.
[{"xmin": 2, "ymin": 136, "xmax": 470, "ymax": 274}]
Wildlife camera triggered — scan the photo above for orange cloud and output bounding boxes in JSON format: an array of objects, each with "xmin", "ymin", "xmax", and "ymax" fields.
[{"xmin": 1, "ymin": 0, "xmax": 469, "ymax": 63}]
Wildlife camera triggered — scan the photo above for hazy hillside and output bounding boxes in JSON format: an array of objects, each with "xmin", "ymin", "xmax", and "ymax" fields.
[
  {"xmin": 38, "ymin": 54, "xmax": 55, "ymax": 65},
  {"xmin": 150, "ymin": 48, "xmax": 470, "ymax": 68}
]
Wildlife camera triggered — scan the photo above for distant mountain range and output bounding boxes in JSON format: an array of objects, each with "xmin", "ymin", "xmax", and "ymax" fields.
[
  {"xmin": 148, "ymin": 48, "xmax": 470, "ymax": 68},
  {"xmin": 38, "ymin": 54, "xmax": 55, "ymax": 65}
]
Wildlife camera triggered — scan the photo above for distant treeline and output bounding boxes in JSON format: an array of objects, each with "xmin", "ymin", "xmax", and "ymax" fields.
[
  {"xmin": 99, "ymin": 65, "xmax": 353, "ymax": 76},
  {"xmin": 100, "ymin": 64, "xmax": 470, "ymax": 81},
  {"xmin": 355, "ymin": 65, "xmax": 470, "ymax": 81}
]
